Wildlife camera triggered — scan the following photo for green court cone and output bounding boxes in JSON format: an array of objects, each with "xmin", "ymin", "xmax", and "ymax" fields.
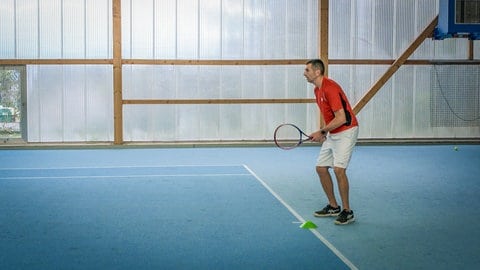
[{"xmin": 300, "ymin": 220, "xmax": 317, "ymax": 229}]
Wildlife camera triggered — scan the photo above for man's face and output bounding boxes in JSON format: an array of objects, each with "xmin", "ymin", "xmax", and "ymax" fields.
[{"xmin": 304, "ymin": 63, "xmax": 320, "ymax": 83}]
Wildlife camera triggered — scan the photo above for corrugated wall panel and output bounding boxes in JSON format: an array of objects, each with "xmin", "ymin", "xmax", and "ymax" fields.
[
  {"xmin": 39, "ymin": 0, "xmax": 62, "ymax": 58},
  {"xmin": 395, "ymin": 0, "xmax": 417, "ymax": 56},
  {"xmin": 122, "ymin": 65, "xmax": 312, "ymax": 99},
  {"xmin": 63, "ymin": 0, "xmax": 86, "ymax": 58},
  {"xmin": 27, "ymin": 66, "xmax": 113, "ymax": 142},
  {"xmin": 373, "ymin": 0, "xmax": 395, "ymax": 59},
  {"xmin": 177, "ymin": 0, "xmax": 199, "ymax": 59},
  {"xmin": 85, "ymin": 0, "xmax": 112, "ymax": 58},
  {"xmin": 16, "ymin": 0, "xmax": 39, "ymax": 58},
  {"xmin": 199, "ymin": 0, "xmax": 222, "ymax": 59},
  {"xmin": 63, "ymin": 66, "xmax": 87, "ymax": 141},
  {"xmin": 244, "ymin": 0, "xmax": 266, "ymax": 59},
  {"xmin": 4, "ymin": 0, "xmax": 478, "ymax": 142},
  {"xmin": 329, "ymin": 0, "xmax": 352, "ymax": 59},
  {"xmin": 285, "ymin": 0, "xmax": 309, "ymax": 58},
  {"xmin": 131, "ymin": 0, "xmax": 154, "ymax": 58},
  {"xmin": 353, "ymin": 0, "xmax": 374, "ymax": 59},
  {"xmin": 264, "ymin": 0, "xmax": 286, "ymax": 58},
  {"xmin": 84, "ymin": 65, "xmax": 113, "ymax": 141},
  {"xmin": 153, "ymin": 0, "xmax": 177, "ymax": 59},
  {"xmin": 475, "ymin": 41, "xmax": 480, "ymax": 59},
  {"xmin": 222, "ymin": 0, "xmax": 244, "ymax": 59},
  {"xmin": 0, "ymin": 0, "xmax": 16, "ymax": 58}
]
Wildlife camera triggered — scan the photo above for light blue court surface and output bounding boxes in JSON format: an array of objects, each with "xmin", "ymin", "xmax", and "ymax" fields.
[{"xmin": 1, "ymin": 145, "xmax": 479, "ymax": 269}]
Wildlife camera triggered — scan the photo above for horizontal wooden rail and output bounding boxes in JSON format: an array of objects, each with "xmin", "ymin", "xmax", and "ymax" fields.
[
  {"xmin": 123, "ymin": 98, "xmax": 316, "ymax": 105},
  {"xmin": 1, "ymin": 58, "xmax": 478, "ymax": 66},
  {"xmin": 428, "ymin": 60, "xmax": 480, "ymax": 65},
  {"xmin": 0, "ymin": 59, "xmax": 113, "ymax": 65},
  {"xmin": 122, "ymin": 59, "xmax": 307, "ymax": 65},
  {"xmin": 330, "ymin": 59, "xmax": 434, "ymax": 65}
]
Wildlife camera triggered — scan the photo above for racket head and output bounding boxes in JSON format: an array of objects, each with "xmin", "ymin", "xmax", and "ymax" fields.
[{"xmin": 274, "ymin": 123, "xmax": 311, "ymax": 150}]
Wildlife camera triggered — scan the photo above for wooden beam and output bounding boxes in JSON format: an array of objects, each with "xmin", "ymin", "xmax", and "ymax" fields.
[
  {"xmin": 2, "ymin": 58, "xmax": 476, "ymax": 67},
  {"xmin": 123, "ymin": 99, "xmax": 316, "ymax": 105},
  {"xmin": 113, "ymin": 0, "xmax": 123, "ymax": 145},
  {"xmin": 0, "ymin": 59, "xmax": 112, "ymax": 65},
  {"xmin": 122, "ymin": 59, "xmax": 307, "ymax": 65},
  {"xmin": 329, "ymin": 59, "xmax": 433, "ymax": 65},
  {"xmin": 319, "ymin": 0, "xmax": 329, "ymax": 75},
  {"xmin": 429, "ymin": 60, "xmax": 480, "ymax": 65},
  {"xmin": 353, "ymin": 15, "xmax": 439, "ymax": 114},
  {"xmin": 468, "ymin": 40, "xmax": 474, "ymax": 60}
]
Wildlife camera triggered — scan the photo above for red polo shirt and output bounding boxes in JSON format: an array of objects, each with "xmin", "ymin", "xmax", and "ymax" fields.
[{"xmin": 314, "ymin": 77, "xmax": 358, "ymax": 134}]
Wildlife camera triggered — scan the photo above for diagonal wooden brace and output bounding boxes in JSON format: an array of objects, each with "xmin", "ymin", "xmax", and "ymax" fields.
[{"xmin": 353, "ymin": 16, "xmax": 439, "ymax": 114}]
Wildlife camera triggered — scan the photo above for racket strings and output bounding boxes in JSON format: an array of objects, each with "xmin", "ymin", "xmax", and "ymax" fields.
[{"xmin": 274, "ymin": 125, "xmax": 303, "ymax": 148}]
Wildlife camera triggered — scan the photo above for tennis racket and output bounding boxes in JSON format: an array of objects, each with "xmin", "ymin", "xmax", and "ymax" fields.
[{"xmin": 274, "ymin": 123, "xmax": 312, "ymax": 150}]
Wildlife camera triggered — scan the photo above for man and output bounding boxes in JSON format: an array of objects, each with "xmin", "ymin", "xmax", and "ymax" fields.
[{"xmin": 304, "ymin": 59, "xmax": 359, "ymax": 225}]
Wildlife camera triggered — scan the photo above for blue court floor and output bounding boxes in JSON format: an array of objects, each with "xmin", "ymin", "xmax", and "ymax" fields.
[{"xmin": 1, "ymin": 144, "xmax": 479, "ymax": 269}]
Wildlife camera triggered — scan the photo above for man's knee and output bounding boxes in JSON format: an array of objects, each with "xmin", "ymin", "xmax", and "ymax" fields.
[
  {"xmin": 316, "ymin": 166, "xmax": 329, "ymax": 175},
  {"xmin": 333, "ymin": 166, "xmax": 346, "ymax": 177}
]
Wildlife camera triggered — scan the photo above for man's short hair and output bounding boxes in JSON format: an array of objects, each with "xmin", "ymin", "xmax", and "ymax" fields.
[{"xmin": 306, "ymin": 59, "xmax": 325, "ymax": 75}]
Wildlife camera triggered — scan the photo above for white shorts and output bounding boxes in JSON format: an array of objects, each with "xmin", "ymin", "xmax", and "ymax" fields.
[{"xmin": 316, "ymin": 126, "xmax": 359, "ymax": 169}]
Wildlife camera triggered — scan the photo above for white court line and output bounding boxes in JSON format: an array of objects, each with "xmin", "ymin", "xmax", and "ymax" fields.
[
  {"xmin": 0, "ymin": 164, "xmax": 242, "ymax": 171},
  {"xmin": 0, "ymin": 173, "xmax": 251, "ymax": 180},
  {"xmin": 243, "ymin": 164, "xmax": 359, "ymax": 270},
  {"xmin": 0, "ymin": 165, "xmax": 250, "ymax": 180}
]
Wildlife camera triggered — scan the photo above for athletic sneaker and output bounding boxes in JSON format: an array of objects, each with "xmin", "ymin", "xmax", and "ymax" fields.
[
  {"xmin": 335, "ymin": 209, "xmax": 355, "ymax": 225},
  {"xmin": 314, "ymin": 204, "xmax": 341, "ymax": 217}
]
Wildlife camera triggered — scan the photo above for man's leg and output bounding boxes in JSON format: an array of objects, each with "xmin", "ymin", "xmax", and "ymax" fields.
[
  {"xmin": 316, "ymin": 166, "xmax": 338, "ymax": 208},
  {"xmin": 333, "ymin": 167, "xmax": 350, "ymax": 211}
]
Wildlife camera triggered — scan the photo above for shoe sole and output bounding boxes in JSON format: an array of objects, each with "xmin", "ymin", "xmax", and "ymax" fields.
[
  {"xmin": 334, "ymin": 217, "xmax": 355, "ymax": 225},
  {"xmin": 313, "ymin": 212, "xmax": 341, "ymax": 217}
]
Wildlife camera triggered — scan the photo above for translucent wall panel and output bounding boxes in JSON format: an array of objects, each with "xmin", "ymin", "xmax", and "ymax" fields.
[
  {"xmin": 328, "ymin": 1, "xmax": 476, "ymax": 71},
  {"xmin": 264, "ymin": 0, "xmax": 287, "ymax": 58},
  {"xmin": 177, "ymin": 0, "xmax": 199, "ymax": 59},
  {"xmin": 416, "ymin": 39, "xmax": 471, "ymax": 59},
  {"xmin": 27, "ymin": 66, "xmax": 113, "ymax": 142},
  {"xmin": 285, "ymin": 0, "xmax": 310, "ymax": 58},
  {"xmin": 222, "ymin": 0, "xmax": 244, "ymax": 59},
  {"xmin": 329, "ymin": 0, "xmax": 352, "ymax": 59},
  {"xmin": 431, "ymin": 65, "xmax": 480, "ymax": 127},
  {"xmin": 0, "ymin": 0, "xmax": 16, "ymax": 58},
  {"xmin": 130, "ymin": 0, "xmax": 155, "ymax": 59},
  {"xmin": 329, "ymin": 0, "xmax": 472, "ymax": 59},
  {"xmin": 39, "ymin": 0, "xmax": 62, "ymax": 58},
  {"xmin": 244, "ymin": 0, "xmax": 266, "ymax": 59},
  {"xmin": 6, "ymin": 0, "xmax": 478, "ymax": 143},
  {"xmin": 123, "ymin": 63, "xmax": 318, "ymax": 141},
  {"xmin": 63, "ymin": 0, "xmax": 86, "ymax": 58},
  {"xmin": 123, "ymin": 104, "xmax": 316, "ymax": 141},
  {"xmin": 15, "ymin": 0, "xmax": 39, "ymax": 58},
  {"xmin": 85, "ymin": 0, "xmax": 112, "ymax": 58},
  {"xmin": 329, "ymin": 65, "xmax": 480, "ymax": 139},
  {"xmin": 200, "ymin": 0, "xmax": 222, "ymax": 59},
  {"xmin": 0, "ymin": 0, "xmax": 111, "ymax": 59},
  {"xmin": 123, "ymin": 0, "xmax": 318, "ymax": 59},
  {"xmin": 153, "ymin": 1, "xmax": 177, "ymax": 59},
  {"xmin": 372, "ymin": 0, "xmax": 395, "ymax": 59},
  {"xmin": 123, "ymin": 65, "xmax": 311, "ymax": 100},
  {"xmin": 476, "ymin": 41, "xmax": 480, "ymax": 60},
  {"xmin": 395, "ymin": 0, "xmax": 418, "ymax": 56}
]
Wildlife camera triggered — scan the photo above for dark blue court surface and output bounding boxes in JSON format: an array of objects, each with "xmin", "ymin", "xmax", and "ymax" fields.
[
  {"xmin": 0, "ymin": 162, "xmax": 349, "ymax": 269},
  {"xmin": 1, "ymin": 145, "xmax": 479, "ymax": 269}
]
